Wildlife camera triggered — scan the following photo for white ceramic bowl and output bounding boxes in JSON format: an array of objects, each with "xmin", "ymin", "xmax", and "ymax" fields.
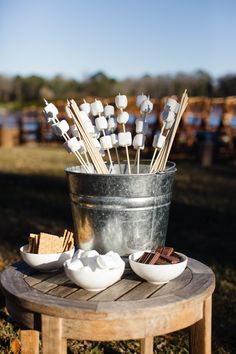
[
  {"xmin": 129, "ymin": 251, "xmax": 188, "ymax": 284},
  {"xmin": 64, "ymin": 261, "xmax": 125, "ymax": 291},
  {"xmin": 20, "ymin": 245, "xmax": 75, "ymax": 271}
]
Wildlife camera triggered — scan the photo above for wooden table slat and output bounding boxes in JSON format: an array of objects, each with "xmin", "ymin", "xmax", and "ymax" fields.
[
  {"xmin": 118, "ymin": 281, "xmax": 163, "ymax": 301},
  {"xmin": 32, "ymin": 273, "xmax": 68, "ymax": 293},
  {"xmin": 150, "ymin": 268, "xmax": 193, "ymax": 297},
  {"xmin": 65, "ymin": 288, "xmax": 100, "ymax": 301},
  {"xmin": 25, "ymin": 272, "xmax": 57, "ymax": 287},
  {"xmin": 47, "ymin": 281, "xmax": 79, "ymax": 298},
  {"xmin": 87, "ymin": 274, "xmax": 142, "ymax": 302}
]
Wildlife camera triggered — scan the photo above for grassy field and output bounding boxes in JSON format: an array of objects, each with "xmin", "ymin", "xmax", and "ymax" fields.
[{"xmin": 0, "ymin": 145, "xmax": 235, "ymax": 353}]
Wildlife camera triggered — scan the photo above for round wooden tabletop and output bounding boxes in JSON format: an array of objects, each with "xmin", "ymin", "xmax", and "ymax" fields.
[{"xmin": 0, "ymin": 259, "xmax": 215, "ymax": 323}]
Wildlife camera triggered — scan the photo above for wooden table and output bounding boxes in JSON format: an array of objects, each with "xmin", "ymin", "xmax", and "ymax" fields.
[{"xmin": 0, "ymin": 258, "xmax": 215, "ymax": 354}]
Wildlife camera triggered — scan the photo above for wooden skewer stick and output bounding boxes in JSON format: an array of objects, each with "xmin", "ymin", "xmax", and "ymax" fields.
[
  {"xmin": 122, "ymin": 123, "xmax": 131, "ymax": 174},
  {"xmin": 69, "ymin": 106, "xmax": 103, "ymax": 174},
  {"xmin": 151, "ymin": 90, "xmax": 188, "ymax": 173},
  {"xmin": 116, "ymin": 148, "xmax": 122, "ymax": 173},
  {"xmin": 149, "ymin": 122, "xmax": 167, "ymax": 170},
  {"xmin": 161, "ymin": 92, "xmax": 188, "ymax": 171},
  {"xmin": 137, "ymin": 147, "xmax": 141, "ymax": 174},
  {"xmin": 68, "ymin": 101, "xmax": 103, "ymax": 173},
  {"xmin": 69, "ymin": 99, "xmax": 108, "ymax": 174},
  {"xmin": 102, "ymin": 129, "xmax": 113, "ymax": 170},
  {"xmin": 66, "ymin": 101, "xmax": 92, "ymax": 171}
]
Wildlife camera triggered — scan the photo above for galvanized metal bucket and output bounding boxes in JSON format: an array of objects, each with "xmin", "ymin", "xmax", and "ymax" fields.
[{"xmin": 65, "ymin": 161, "xmax": 176, "ymax": 256}]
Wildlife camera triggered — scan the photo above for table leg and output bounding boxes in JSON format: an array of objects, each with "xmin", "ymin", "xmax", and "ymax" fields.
[
  {"xmin": 140, "ymin": 336, "xmax": 153, "ymax": 354},
  {"xmin": 41, "ymin": 315, "xmax": 67, "ymax": 354},
  {"xmin": 20, "ymin": 330, "xmax": 39, "ymax": 354},
  {"xmin": 190, "ymin": 296, "xmax": 212, "ymax": 354}
]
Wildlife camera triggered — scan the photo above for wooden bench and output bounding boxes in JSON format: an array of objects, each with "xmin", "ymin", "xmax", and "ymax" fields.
[{"xmin": 0, "ymin": 258, "xmax": 215, "ymax": 354}]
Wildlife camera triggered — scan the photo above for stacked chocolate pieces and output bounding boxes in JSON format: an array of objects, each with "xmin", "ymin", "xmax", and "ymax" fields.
[{"xmin": 137, "ymin": 247, "xmax": 181, "ymax": 265}]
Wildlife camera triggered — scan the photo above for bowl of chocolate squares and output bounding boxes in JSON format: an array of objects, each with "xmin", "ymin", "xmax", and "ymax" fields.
[{"xmin": 129, "ymin": 247, "xmax": 188, "ymax": 284}]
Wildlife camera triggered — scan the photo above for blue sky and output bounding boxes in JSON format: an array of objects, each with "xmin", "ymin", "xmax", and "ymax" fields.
[{"xmin": 1, "ymin": 0, "xmax": 236, "ymax": 80}]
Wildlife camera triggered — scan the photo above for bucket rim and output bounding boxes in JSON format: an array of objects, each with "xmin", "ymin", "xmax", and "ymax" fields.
[{"xmin": 65, "ymin": 161, "xmax": 177, "ymax": 176}]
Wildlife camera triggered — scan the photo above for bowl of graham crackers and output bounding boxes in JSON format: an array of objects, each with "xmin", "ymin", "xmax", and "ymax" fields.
[{"xmin": 20, "ymin": 229, "xmax": 75, "ymax": 271}]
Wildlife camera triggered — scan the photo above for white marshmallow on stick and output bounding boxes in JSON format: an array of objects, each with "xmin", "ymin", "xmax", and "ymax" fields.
[
  {"xmin": 91, "ymin": 99, "xmax": 113, "ymax": 170},
  {"xmin": 136, "ymin": 94, "xmax": 147, "ymax": 108},
  {"xmin": 133, "ymin": 133, "xmax": 146, "ymax": 174},
  {"xmin": 43, "ymin": 99, "xmax": 90, "ymax": 172},
  {"xmin": 134, "ymin": 96, "xmax": 153, "ymax": 174},
  {"xmin": 107, "ymin": 116, "xmax": 117, "ymax": 132},
  {"xmin": 51, "ymin": 120, "xmax": 70, "ymax": 136},
  {"xmin": 115, "ymin": 94, "xmax": 131, "ymax": 174},
  {"xmin": 111, "ymin": 133, "xmax": 121, "ymax": 173},
  {"xmin": 164, "ymin": 98, "xmax": 178, "ymax": 112},
  {"xmin": 105, "ymin": 104, "xmax": 121, "ymax": 171},
  {"xmin": 104, "ymin": 104, "xmax": 115, "ymax": 118},
  {"xmin": 90, "ymin": 99, "xmax": 104, "ymax": 116},
  {"xmin": 79, "ymin": 99, "xmax": 91, "ymax": 115}
]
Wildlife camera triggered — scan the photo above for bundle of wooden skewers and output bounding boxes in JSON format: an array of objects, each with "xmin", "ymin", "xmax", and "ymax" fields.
[{"xmin": 43, "ymin": 90, "xmax": 188, "ymax": 174}]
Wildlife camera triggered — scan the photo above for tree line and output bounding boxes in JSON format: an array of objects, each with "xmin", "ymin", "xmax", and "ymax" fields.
[{"xmin": 0, "ymin": 70, "xmax": 236, "ymax": 104}]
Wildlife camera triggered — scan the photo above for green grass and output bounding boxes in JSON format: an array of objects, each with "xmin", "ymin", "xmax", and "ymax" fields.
[{"xmin": 0, "ymin": 145, "xmax": 235, "ymax": 353}]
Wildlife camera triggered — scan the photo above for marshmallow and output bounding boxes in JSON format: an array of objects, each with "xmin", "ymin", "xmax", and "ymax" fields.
[
  {"xmin": 78, "ymin": 139, "xmax": 87, "ymax": 154},
  {"xmin": 100, "ymin": 135, "xmax": 113, "ymax": 150},
  {"xmin": 118, "ymin": 131, "xmax": 132, "ymax": 147},
  {"xmin": 106, "ymin": 251, "xmax": 124, "ymax": 267},
  {"xmin": 107, "ymin": 116, "xmax": 117, "ymax": 132},
  {"xmin": 164, "ymin": 98, "xmax": 178, "ymax": 112},
  {"xmin": 64, "ymin": 137, "xmax": 82, "ymax": 153},
  {"xmin": 165, "ymin": 119, "xmax": 175, "ymax": 130},
  {"xmin": 153, "ymin": 132, "xmax": 166, "ymax": 149},
  {"xmin": 161, "ymin": 110, "xmax": 175, "ymax": 123},
  {"xmin": 115, "ymin": 94, "xmax": 128, "ymax": 109},
  {"xmin": 90, "ymin": 100, "xmax": 104, "ymax": 116},
  {"xmin": 79, "ymin": 110, "xmax": 90, "ymax": 124},
  {"xmin": 92, "ymin": 126, "xmax": 100, "ymax": 139},
  {"xmin": 140, "ymin": 99, "xmax": 153, "ymax": 114},
  {"xmin": 136, "ymin": 94, "xmax": 147, "ymax": 108},
  {"xmin": 73, "ymin": 249, "xmax": 85, "ymax": 259},
  {"xmin": 67, "ymin": 259, "xmax": 84, "ymax": 271},
  {"xmin": 111, "ymin": 133, "xmax": 119, "ymax": 148},
  {"xmin": 133, "ymin": 133, "xmax": 145, "ymax": 150},
  {"xmin": 92, "ymin": 142, "xmax": 103, "ymax": 155},
  {"xmin": 97, "ymin": 252, "xmax": 123, "ymax": 269},
  {"xmin": 51, "ymin": 120, "xmax": 70, "ymax": 136},
  {"xmin": 174, "ymin": 102, "xmax": 180, "ymax": 115},
  {"xmin": 65, "ymin": 105, "xmax": 73, "ymax": 119},
  {"xmin": 79, "ymin": 102, "xmax": 91, "ymax": 115},
  {"xmin": 104, "ymin": 105, "xmax": 115, "ymax": 117},
  {"xmin": 43, "ymin": 102, "xmax": 58, "ymax": 119},
  {"xmin": 117, "ymin": 111, "xmax": 129, "ymax": 124},
  {"xmin": 47, "ymin": 116, "xmax": 58, "ymax": 125},
  {"xmin": 95, "ymin": 116, "xmax": 108, "ymax": 131},
  {"xmin": 84, "ymin": 120, "xmax": 96, "ymax": 134},
  {"xmin": 70, "ymin": 124, "xmax": 80, "ymax": 138},
  {"xmin": 135, "ymin": 118, "xmax": 148, "ymax": 134},
  {"xmin": 81, "ymin": 250, "xmax": 99, "ymax": 258},
  {"xmin": 92, "ymin": 137, "xmax": 101, "ymax": 149},
  {"xmin": 80, "ymin": 250, "xmax": 100, "ymax": 270}
]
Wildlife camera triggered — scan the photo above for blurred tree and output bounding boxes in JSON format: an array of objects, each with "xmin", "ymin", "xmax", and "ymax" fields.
[
  {"xmin": 217, "ymin": 74, "xmax": 236, "ymax": 96},
  {"xmin": 84, "ymin": 71, "xmax": 118, "ymax": 97}
]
